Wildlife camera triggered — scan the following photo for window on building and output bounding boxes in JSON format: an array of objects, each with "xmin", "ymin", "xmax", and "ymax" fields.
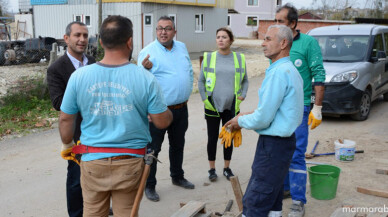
[
  {"xmin": 246, "ymin": 16, "xmax": 258, "ymax": 26},
  {"xmin": 85, "ymin": 16, "xmax": 91, "ymax": 26},
  {"xmin": 195, "ymin": 14, "xmax": 204, "ymax": 32},
  {"xmin": 74, "ymin": 15, "xmax": 81, "ymax": 22},
  {"xmin": 248, "ymin": 0, "xmax": 258, "ymax": 6},
  {"xmin": 227, "ymin": 15, "xmax": 231, "ymax": 26}
]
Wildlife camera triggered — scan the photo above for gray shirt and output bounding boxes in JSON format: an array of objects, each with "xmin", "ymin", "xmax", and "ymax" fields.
[{"xmin": 198, "ymin": 52, "xmax": 248, "ymax": 112}]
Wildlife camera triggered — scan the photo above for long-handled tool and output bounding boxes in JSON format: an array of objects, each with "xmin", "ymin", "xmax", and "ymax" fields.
[
  {"xmin": 215, "ymin": 199, "xmax": 233, "ymax": 216},
  {"xmin": 130, "ymin": 152, "xmax": 157, "ymax": 217},
  {"xmin": 304, "ymin": 140, "xmax": 319, "ymax": 159},
  {"xmin": 305, "ymin": 150, "xmax": 364, "ymax": 159}
]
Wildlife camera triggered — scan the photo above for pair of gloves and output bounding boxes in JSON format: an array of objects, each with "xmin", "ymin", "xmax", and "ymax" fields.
[
  {"xmin": 60, "ymin": 142, "xmax": 80, "ymax": 165},
  {"xmin": 218, "ymin": 126, "xmax": 242, "ymax": 148}
]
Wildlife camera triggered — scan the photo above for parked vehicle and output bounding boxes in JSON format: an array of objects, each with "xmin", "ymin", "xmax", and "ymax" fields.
[{"xmin": 308, "ymin": 24, "xmax": 388, "ymax": 121}]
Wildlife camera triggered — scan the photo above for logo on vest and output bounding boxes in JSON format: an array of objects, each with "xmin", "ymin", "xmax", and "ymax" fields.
[
  {"xmin": 294, "ymin": 59, "xmax": 302, "ymax": 67},
  {"xmin": 206, "ymin": 77, "xmax": 212, "ymax": 87}
]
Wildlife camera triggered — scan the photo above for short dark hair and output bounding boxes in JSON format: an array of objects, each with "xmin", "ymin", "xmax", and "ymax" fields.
[
  {"xmin": 65, "ymin": 21, "xmax": 87, "ymax": 36},
  {"xmin": 216, "ymin": 27, "xmax": 234, "ymax": 43},
  {"xmin": 157, "ymin": 16, "xmax": 175, "ymax": 29},
  {"xmin": 276, "ymin": 3, "xmax": 298, "ymax": 29},
  {"xmin": 100, "ymin": 15, "xmax": 133, "ymax": 49}
]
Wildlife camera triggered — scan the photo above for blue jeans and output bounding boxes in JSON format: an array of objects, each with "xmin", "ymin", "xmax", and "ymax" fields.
[
  {"xmin": 283, "ymin": 105, "xmax": 310, "ymax": 204},
  {"xmin": 243, "ymin": 134, "xmax": 296, "ymax": 217},
  {"xmin": 66, "ymin": 160, "xmax": 83, "ymax": 217},
  {"xmin": 146, "ymin": 105, "xmax": 189, "ymax": 188}
]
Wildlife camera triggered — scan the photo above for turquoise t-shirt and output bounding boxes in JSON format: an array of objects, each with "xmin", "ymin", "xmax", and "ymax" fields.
[{"xmin": 61, "ymin": 62, "xmax": 167, "ymax": 161}]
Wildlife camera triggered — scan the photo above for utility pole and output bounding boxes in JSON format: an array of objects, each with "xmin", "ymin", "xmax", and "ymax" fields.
[{"xmin": 98, "ymin": 0, "xmax": 102, "ymax": 31}]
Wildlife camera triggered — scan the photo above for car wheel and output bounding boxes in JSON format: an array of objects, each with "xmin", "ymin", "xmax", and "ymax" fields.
[{"xmin": 351, "ymin": 90, "xmax": 371, "ymax": 121}]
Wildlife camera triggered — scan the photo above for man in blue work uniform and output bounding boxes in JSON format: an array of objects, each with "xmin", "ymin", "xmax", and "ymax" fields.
[
  {"xmin": 275, "ymin": 3, "xmax": 326, "ymax": 217},
  {"xmin": 226, "ymin": 25, "xmax": 304, "ymax": 217},
  {"xmin": 138, "ymin": 15, "xmax": 194, "ymax": 202}
]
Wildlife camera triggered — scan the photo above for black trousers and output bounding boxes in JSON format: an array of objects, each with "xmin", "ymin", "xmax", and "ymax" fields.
[
  {"xmin": 66, "ymin": 160, "xmax": 83, "ymax": 217},
  {"xmin": 146, "ymin": 105, "xmax": 189, "ymax": 188},
  {"xmin": 205, "ymin": 110, "xmax": 234, "ymax": 161}
]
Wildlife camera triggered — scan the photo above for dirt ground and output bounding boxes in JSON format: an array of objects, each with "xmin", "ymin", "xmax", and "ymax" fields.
[{"xmin": 1, "ymin": 39, "xmax": 388, "ymax": 217}]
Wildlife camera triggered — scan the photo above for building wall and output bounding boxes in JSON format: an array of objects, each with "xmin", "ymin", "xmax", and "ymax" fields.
[
  {"xmin": 229, "ymin": 0, "xmax": 277, "ymax": 38},
  {"xmin": 257, "ymin": 19, "xmax": 354, "ymax": 39},
  {"xmin": 33, "ymin": 2, "xmax": 225, "ymax": 59},
  {"xmin": 33, "ymin": 3, "xmax": 144, "ymax": 58},
  {"xmin": 142, "ymin": 3, "xmax": 225, "ymax": 52}
]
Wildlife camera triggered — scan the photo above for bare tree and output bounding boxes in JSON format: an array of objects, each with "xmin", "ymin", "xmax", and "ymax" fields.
[{"xmin": 311, "ymin": 0, "xmax": 357, "ymax": 19}]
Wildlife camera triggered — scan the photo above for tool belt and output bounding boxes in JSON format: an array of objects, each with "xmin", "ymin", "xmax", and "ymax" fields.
[
  {"xmin": 72, "ymin": 144, "xmax": 146, "ymax": 155},
  {"xmin": 168, "ymin": 100, "xmax": 188, "ymax": 110}
]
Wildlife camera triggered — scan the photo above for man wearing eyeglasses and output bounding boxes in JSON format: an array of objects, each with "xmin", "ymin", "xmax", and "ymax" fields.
[{"xmin": 137, "ymin": 15, "xmax": 194, "ymax": 202}]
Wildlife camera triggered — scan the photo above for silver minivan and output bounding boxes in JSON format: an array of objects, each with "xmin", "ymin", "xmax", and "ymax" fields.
[{"xmin": 308, "ymin": 24, "xmax": 388, "ymax": 120}]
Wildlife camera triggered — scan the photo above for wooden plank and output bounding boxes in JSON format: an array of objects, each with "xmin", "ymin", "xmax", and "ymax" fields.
[
  {"xmin": 180, "ymin": 202, "xmax": 206, "ymax": 214},
  {"xmin": 171, "ymin": 201, "xmax": 206, "ymax": 217},
  {"xmin": 230, "ymin": 176, "xmax": 244, "ymax": 212},
  {"xmin": 357, "ymin": 187, "xmax": 388, "ymax": 198},
  {"xmin": 376, "ymin": 169, "xmax": 388, "ymax": 175},
  {"xmin": 330, "ymin": 207, "xmax": 357, "ymax": 217}
]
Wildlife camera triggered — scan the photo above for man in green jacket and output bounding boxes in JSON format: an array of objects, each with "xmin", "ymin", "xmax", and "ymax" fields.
[{"xmin": 275, "ymin": 3, "xmax": 326, "ymax": 217}]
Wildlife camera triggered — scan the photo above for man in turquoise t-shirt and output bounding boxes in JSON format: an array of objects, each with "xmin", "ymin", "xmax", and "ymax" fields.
[
  {"xmin": 59, "ymin": 16, "xmax": 172, "ymax": 216},
  {"xmin": 275, "ymin": 3, "xmax": 326, "ymax": 217}
]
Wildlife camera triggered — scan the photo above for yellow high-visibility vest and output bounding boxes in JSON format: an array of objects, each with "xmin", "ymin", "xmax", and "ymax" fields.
[{"xmin": 202, "ymin": 51, "xmax": 246, "ymax": 117}]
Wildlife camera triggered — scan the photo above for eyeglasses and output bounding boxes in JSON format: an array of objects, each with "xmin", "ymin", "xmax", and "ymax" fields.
[{"xmin": 156, "ymin": 26, "xmax": 173, "ymax": 32}]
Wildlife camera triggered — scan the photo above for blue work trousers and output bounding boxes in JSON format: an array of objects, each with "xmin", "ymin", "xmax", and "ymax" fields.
[
  {"xmin": 283, "ymin": 105, "xmax": 310, "ymax": 204},
  {"xmin": 242, "ymin": 134, "xmax": 296, "ymax": 217},
  {"xmin": 146, "ymin": 105, "xmax": 189, "ymax": 188},
  {"xmin": 66, "ymin": 160, "xmax": 83, "ymax": 217}
]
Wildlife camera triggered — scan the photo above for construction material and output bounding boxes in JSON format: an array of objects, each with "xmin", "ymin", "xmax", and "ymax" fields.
[
  {"xmin": 376, "ymin": 169, "xmax": 388, "ymax": 175},
  {"xmin": 335, "ymin": 139, "xmax": 356, "ymax": 161},
  {"xmin": 305, "ymin": 150, "xmax": 364, "ymax": 159},
  {"xmin": 171, "ymin": 201, "xmax": 206, "ymax": 217},
  {"xmin": 179, "ymin": 203, "xmax": 206, "ymax": 214},
  {"xmin": 230, "ymin": 176, "xmax": 244, "ymax": 211},
  {"xmin": 130, "ymin": 153, "xmax": 154, "ymax": 217},
  {"xmin": 308, "ymin": 165, "xmax": 341, "ymax": 200},
  {"xmin": 215, "ymin": 200, "xmax": 233, "ymax": 216},
  {"xmin": 356, "ymin": 187, "xmax": 388, "ymax": 198}
]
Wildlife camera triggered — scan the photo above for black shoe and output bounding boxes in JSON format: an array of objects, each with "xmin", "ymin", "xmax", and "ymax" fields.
[
  {"xmin": 208, "ymin": 168, "xmax": 218, "ymax": 182},
  {"xmin": 172, "ymin": 178, "xmax": 195, "ymax": 189},
  {"xmin": 145, "ymin": 186, "xmax": 160, "ymax": 202},
  {"xmin": 283, "ymin": 190, "xmax": 291, "ymax": 199},
  {"xmin": 109, "ymin": 207, "xmax": 113, "ymax": 216},
  {"xmin": 223, "ymin": 167, "xmax": 235, "ymax": 180}
]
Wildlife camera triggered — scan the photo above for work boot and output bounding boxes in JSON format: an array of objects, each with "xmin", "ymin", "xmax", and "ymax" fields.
[
  {"xmin": 208, "ymin": 168, "xmax": 217, "ymax": 182},
  {"xmin": 283, "ymin": 190, "xmax": 291, "ymax": 199},
  {"xmin": 288, "ymin": 200, "xmax": 305, "ymax": 217},
  {"xmin": 145, "ymin": 186, "xmax": 160, "ymax": 202},
  {"xmin": 172, "ymin": 178, "xmax": 195, "ymax": 189},
  {"xmin": 223, "ymin": 167, "xmax": 235, "ymax": 180}
]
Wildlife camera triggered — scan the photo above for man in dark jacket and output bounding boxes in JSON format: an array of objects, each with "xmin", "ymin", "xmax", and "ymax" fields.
[{"xmin": 47, "ymin": 21, "xmax": 95, "ymax": 217}]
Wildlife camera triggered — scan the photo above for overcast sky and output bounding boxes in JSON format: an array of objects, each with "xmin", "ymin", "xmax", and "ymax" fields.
[{"xmin": 4, "ymin": 0, "xmax": 379, "ymax": 12}]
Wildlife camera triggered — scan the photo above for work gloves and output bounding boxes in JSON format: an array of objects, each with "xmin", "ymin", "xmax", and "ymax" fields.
[
  {"xmin": 218, "ymin": 126, "xmax": 242, "ymax": 148},
  {"xmin": 308, "ymin": 105, "xmax": 322, "ymax": 130},
  {"xmin": 61, "ymin": 142, "xmax": 80, "ymax": 165}
]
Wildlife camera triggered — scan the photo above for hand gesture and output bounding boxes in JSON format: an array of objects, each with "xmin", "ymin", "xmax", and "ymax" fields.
[{"xmin": 142, "ymin": 54, "xmax": 153, "ymax": 70}]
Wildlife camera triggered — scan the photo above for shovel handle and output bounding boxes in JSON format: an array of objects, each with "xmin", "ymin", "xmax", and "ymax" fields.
[{"xmin": 130, "ymin": 163, "xmax": 150, "ymax": 217}]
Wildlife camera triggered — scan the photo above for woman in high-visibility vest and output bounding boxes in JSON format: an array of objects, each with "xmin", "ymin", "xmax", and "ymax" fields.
[{"xmin": 198, "ymin": 27, "xmax": 249, "ymax": 182}]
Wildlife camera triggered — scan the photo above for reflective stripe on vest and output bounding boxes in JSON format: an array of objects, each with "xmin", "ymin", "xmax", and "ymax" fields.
[{"xmin": 202, "ymin": 51, "xmax": 246, "ymax": 117}]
